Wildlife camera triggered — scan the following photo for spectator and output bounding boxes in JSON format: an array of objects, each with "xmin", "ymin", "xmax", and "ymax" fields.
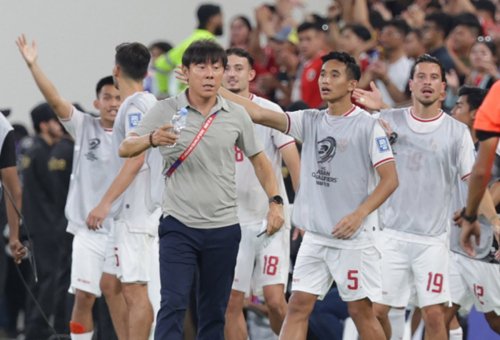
[
  {"xmin": 262, "ymin": 29, "xmax": 299, "ymax": 108},
  {"xmin": 338, "ymin": 24, "xmax": 375, "ymax": 72},
  {"xmin": 291, "ymin": 22, "xmax": 325, "ymax": 108},
  {"xmin": 229, "ymin": 15, "xmax": 253, "ymax": 50},
  {"xmin": 465, "ymin": 37, "xmax": 499, "ymax": 89},
  {"xmin": 145, "ymin": 41, "xmax": 173, "ymax": 96},
  {"xmin": 448, "ymin": 12, "xmax": 483, "ymax": 77},
  {"xmin": 474, "ymin": 0, "xmax": 497, "ymax": 36},
  {"xmin": 360, "ymin": 19, "xmax": 413, "ymax": 106},
  {"xmin": 422, "ymin": 12, "xmax": 455, "ymax": 72},
  {"xmin": 404, "ymin": 29, "xmax": 426, "ymax": 61},
  {"xmin": 154, "ymin": 3, "xmax": 224, "ymax": 98}
]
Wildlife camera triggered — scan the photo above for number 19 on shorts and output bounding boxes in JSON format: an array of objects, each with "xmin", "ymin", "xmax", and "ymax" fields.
[{"xmin": 426, "ymin": 272, "xmax": 444, "ymax": 293}]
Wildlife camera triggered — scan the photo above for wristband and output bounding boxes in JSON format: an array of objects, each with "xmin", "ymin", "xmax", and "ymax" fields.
[
  {"xmin": 149, "ymin": 131, "xmax": 157, "ymax": 148},
  {"xmin": 269, "ymin": 195, "xmax": 284, "ymax": 205},
  {"xmin": 460, "ymin": 207, "xmax": 477, "ymax": 223}
]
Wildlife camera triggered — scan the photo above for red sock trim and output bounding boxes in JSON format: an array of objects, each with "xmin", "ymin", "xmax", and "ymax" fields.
[{"xmin": 70, "ymin": 321, "xmax": 86, "ymax": 334}]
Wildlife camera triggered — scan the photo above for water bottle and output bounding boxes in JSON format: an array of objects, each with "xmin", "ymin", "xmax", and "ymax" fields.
[{"xmin": 168, "ymin": 107, "xmax": 188, "ymax": 148}]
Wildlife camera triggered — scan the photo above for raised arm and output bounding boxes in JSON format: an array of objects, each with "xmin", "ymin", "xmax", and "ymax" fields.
[
  {"xmin": 16, "ymin": 35, "xmax": 72, "ymax": 120},
  {"xmin": 219, "ymin": 87, "xmax": 288, "ymax": 132}
]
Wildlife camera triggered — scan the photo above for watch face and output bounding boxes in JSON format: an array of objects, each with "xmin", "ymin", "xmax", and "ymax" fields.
[{"xmin": 272, "ymin": 195, "xmax": 284, "ymax": 205}]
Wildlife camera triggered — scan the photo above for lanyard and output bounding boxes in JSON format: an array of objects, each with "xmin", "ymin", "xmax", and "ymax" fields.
[{"xmin": 164, "ymin": 112, "xmax": 218, "ymax": 177}]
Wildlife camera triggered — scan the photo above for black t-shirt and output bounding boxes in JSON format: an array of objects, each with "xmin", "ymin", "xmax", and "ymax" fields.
[
  {"xmin": 0, "ymin": 131, "xmax": 16, "ymax": 169},
  {"xmin": 21, "ymin": 136, "xmax": 56, "ymax": 236}
]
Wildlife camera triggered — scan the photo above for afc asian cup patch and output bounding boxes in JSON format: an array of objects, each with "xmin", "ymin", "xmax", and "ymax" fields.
[
  {"xmin": 128, "ymin": 112, "xmax": 142, "ymax": 128},
  {"xmin": 376, "ymin": 136, "xmax": 390, "ymax": 152}
]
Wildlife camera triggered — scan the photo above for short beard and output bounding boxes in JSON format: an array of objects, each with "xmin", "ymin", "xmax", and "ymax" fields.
[{"xmin": 214, "ymin": 25, "xmax": 223, "ymax": 36}]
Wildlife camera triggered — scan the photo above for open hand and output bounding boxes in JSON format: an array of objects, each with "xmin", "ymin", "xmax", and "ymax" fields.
[
  {"xmin": 16, "ymin": 34, "xmax": 38, "ymax": 67},
  {"xmin": 352, "ymin": 81, "xmax": 385, "ymax": 111}
]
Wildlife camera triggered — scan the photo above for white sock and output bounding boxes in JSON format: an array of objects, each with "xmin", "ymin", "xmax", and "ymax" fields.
[
  {"xmin": 449, "ymin": 326, "xmax": 463, "ymax": 340},
  {"xmin": 389, "ymin": 308, "xmax": 406, "ymax": 340},
  {"xmin": 70, "ymin": 331, "xmax": 94, "ymax": 340}
]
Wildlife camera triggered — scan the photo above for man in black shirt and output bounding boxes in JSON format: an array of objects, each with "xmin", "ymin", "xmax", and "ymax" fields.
[{"xmin": 21, "ymin": 103, "xmax": 63, "ymax": 340}]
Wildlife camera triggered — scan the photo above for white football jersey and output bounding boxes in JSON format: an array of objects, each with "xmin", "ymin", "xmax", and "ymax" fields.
[
  {"xmin": 286, "ymin": 106, "xmax": 394, "ymax": 249},
  {"xmin": 111, "ymin": 92, "xmax": 163, "ymax": 229},
  {"xmin": 379, "ymin": 108, "xmax": 475, "ymax": 240},
  {"xmin": 235, "ymin": 94, "xmax": 294, "ymax": 225},
  {"xmin": 61, "ymin": 107, "xmax": 115, "ymax": 234}
]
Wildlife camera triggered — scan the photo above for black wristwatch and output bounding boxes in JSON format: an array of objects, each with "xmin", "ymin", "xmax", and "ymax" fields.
[
  {"xmin": 269, "ymin": 195, "xmax": 284, "ymax": 205},
  {"xmin": 460, "ymin": 207, "xmax": 478, "ymax": 223}
]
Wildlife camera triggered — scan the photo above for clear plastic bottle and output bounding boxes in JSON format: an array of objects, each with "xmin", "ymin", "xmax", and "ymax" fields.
[{"xmin": 168, "ymin": 107, "xmax": 188, "ymax": 147}]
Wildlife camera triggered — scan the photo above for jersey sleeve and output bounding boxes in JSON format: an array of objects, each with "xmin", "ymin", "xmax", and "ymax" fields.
[
  {"xmin": 285, "ymin": 110, "xmax": 305, "ymax": 142},
  {"xmin": 236, "ymin": 110, "xmax": 263, "ymax": 158},
  {"xmin": 60, "ymin": 106, "xmax": 85, "ymax": 141},
  {"xmin": 457, "ymin": 128, "xmax": 476, "ymax": 181},
  {"xmin": 474, "ymin": 80, "xmax": 500, "ymax": 139},
  {"xmin": 0, "ymin": 131, "xmax": 16, "ymax": 169},
  {"xmin": 370, "ymin": 121, "xmax": 395, "ymax": 168},
  {"xmin": 272, "ymin": 116, "xmax": 296, "ymax": 150},
  {"xmin": 133, "ymin": 102, "xmax": 165, "ymax": 137},
  {"xmin": 124, "ymin": 104, "xmax": 144, "ymax": 136}
]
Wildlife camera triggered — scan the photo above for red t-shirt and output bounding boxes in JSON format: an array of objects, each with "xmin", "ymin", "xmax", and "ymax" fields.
[{"xmin": 300, "ymin": 55, "xmax": 323, "ymax": 108}]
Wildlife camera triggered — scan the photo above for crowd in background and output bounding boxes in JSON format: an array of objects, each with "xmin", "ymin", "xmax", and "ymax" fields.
[{"xmin": 1, "ymin": 0, "xmax": 500, "ymax": 339}]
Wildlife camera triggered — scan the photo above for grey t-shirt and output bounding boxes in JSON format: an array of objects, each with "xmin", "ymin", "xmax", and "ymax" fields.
[{"xmin": 133, "ymin": 91, "xmax": 263, "ymax": 228}]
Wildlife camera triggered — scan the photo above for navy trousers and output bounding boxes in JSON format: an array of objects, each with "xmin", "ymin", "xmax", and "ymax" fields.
[{"xmin": 154, "ymin": 215, "xmax": 241, "ymax": 340}]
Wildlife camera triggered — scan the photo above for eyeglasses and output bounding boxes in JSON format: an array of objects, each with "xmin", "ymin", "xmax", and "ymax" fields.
[{"xmin": 477, "ymin": 36, "xmax": 492, "ymax": 43}]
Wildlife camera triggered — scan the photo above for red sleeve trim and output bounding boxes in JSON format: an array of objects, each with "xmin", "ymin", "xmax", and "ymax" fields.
[
  {"xmin": 373, "ymin": 157, "xmax": 395, "ymax": 168},
  {"xmin": 285, "ymin": 112, "xmax": 291, "ymax": 134},
  {"xmin": 278, "ymin": 140, "xmax": 296, "ymax": 150},
  {"xmin": 461, "ymin": 173, "xmax": 472, "ymax": 181}
]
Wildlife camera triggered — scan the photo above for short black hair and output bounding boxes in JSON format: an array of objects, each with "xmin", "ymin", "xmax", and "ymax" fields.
[
  {"xmin": 95, "ymin": 76, "xmax": 115, "ymax": 97},
  {"xmin": 458, "ymin": 86, "xmax": 487, "ymax": 111},
  {"xmin": 342, "ymin": 24, "xmax": 372, "ymax": 42},
  {"xmin": 383, "ymin": 19, "xmax": 410, "ymax": 36},
  {"xmin": 321, "ymin": 51, "xmax": 361, "ymax": 81},
  {"xmin": 149, "ymin": 41, "xmax": 172, "ymax": 54},
  {"xmin": 410, "ymin": 54, "xmax": 446, "ymax": 82},
  {"xmin": 115, "ymin": 42, "xmax": 151, "ymax": 81},
  {"xmin": 369, "ymin": 10, "xmax": 385, "ymax": 30},
  {"xmin": 452, "ymin": 13, "xmax": 483, "ymax": 37},
  {"xmin": 30, "ymin": 102, "xmax": 57, "ymax": 134},
  {"xmin": 197, "ymin": 3, "xmax": 221, "ymax": 29},
  {"xmin": 425, "ymin": 12, "xmax": 454, "ymax": 37},
  {"xmin": 182, "ymin": 40, "xmax": 227, "ymax": 68},
  {"xmin": 226, "ymin": 47, "xmax": 254, "ymax": 68},
  {"xmin": 297, "ymin": 21, "xmax": 322, "ymax": 34},
  {"xmin": 474, "ymin": 0, "xmax": 496, "ymax": 20}
]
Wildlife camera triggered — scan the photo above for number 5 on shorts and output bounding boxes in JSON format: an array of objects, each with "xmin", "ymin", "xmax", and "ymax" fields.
[{"xmin": 347, "ymin": 269, "xmax": 359, "ymax": 290}]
